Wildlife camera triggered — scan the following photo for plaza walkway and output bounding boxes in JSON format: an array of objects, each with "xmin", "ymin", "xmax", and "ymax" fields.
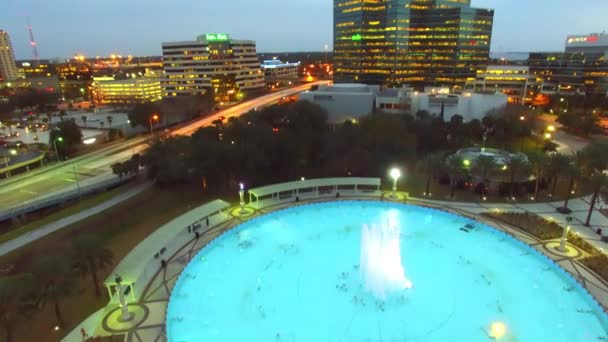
[{"xmin": 67, "ymin": 191, "xmax": 608, "ymax": 342}]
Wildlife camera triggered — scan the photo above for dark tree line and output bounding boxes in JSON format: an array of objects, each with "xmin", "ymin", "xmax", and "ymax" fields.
[{"xmin": 143, "ymin": 101, "xmax": 535, "ymax": 193}]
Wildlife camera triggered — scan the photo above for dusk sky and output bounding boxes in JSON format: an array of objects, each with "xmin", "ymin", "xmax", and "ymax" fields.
[{"xmin": 2, "ymin": 0, "xmax": 607, "ymax": 59}]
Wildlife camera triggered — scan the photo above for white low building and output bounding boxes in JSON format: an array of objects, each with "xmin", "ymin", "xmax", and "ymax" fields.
[
  {"xmin": 409, "ymin": 89, "xmax": 508, "ymax": 122},
  {"xmin": 298, "ymin": 83, "xmax": 379, "ymax": 123},
  {"xmin": 301, "ymin": 83, "xmax": 507, "ymax": 123}
]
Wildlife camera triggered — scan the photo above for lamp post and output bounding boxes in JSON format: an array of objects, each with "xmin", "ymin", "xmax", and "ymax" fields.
[
  {"xmin": 114, "ymin": 275, "xmax": 133, "ymax": 322},
  {"xmin": 68, "ymin": 157, "xmax": 82, "ymax": 198},
  {"xmin": 149, "ymin": 114, "xmax": 159, "ymax": 135},
  {"xmin": 239, "ymin": 182, "xmax": 246, "ymax": 214},
  {"xmin": 53, "ymin": 136, "xmax": 63, "ymax": 161},
  {"xmin": 390, "ymin": 168, "xmax": 401, "ymax": 198},
  {"xmin": 560, "ymin": 97, "xmax": 569, "ymax": 113}
]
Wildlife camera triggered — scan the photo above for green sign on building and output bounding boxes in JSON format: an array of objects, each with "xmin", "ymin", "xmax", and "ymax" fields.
[
  {"xmin": 205, "ymin": 33, "xmax": 230, "ymax": 41},
  {"xmin": 351, "ymin": 34, "xmax": 362, "ymax": 41}
]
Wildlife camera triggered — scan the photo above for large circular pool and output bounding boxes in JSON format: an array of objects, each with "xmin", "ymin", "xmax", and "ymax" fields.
[{"xmin": 166, "ymin": 201, "xmax": 608, "ymax": 341}]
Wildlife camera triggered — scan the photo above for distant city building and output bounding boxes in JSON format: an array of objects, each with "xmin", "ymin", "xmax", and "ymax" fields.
[
  {"xmin": 528, "ymin": 52, "xmax": 608, "ymax": 96},
  {"xmin": 261, "ymin": 59, "xmax": 300, "ymax": 86},
  {"xmin": 472, "ymin": 65, "xmax": 542, "ymax": 103},
  {"xmin": 162, "ymin": 34, "xmax": 264, "ymax": 102},
  {"xmin": 565, "ymin": 33, "xmax": 608, "ymax": 54},
  {"xmin": 0, "ymin": 30, "xmax": 18, "ymax": 82},
  {"xmin": 300, "ymin": 83, "xmax": 506, "ymax": 123},
  {"xmin": 92, "ymin": 76, "xmax": 162, "ymax": 104},
  {"xmin": 333, "ymin": 0, "xmax": 494, "ymax": 88},
  {"xmin": 17, "ymin": 60, "xmax": 55, "ymax": 79}
]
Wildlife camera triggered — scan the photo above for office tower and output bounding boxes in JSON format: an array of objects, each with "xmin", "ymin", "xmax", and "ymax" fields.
[
  {"xmin": 0, "ymin": 30, "xmax": 19, "ymax": 82},
  {"xmin": 162, "ymin": 34, "xmax": 264, "ymax": 101},
  {"xmin": 333, "ymin": 0, "xmax": 494, "ymax": 88}
]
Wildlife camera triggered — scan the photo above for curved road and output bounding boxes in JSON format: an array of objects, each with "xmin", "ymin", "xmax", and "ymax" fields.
[{"xmin": 0, "ymin": 81, "xmax": 330, "ymax": 214}]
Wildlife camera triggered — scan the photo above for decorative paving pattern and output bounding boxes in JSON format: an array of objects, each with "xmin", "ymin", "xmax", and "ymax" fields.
[{"xmin": 91, "ymin": 193, "xmax": 608, "ymax": 341}]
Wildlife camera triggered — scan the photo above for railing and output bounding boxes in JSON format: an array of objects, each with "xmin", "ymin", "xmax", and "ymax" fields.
[
  {"xmin": 248, "ymin": 177, "xmax": 382, "ymax": 208},
  {"xmin": 0, "ymin": 174, "xmax": 135, "ymax": 221},
  {"xmin": 0, "ymin": 152, "xmax": 45, "ymax": 175}
]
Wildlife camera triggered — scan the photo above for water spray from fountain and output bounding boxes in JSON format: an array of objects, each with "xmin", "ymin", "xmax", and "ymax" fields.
[{"xmin": 360, "ymin": 210, "xmax": 412, "ymax": 300}]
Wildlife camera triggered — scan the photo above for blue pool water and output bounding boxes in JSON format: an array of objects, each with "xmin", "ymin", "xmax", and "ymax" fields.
[{"xmin": 167, "ymin": 201, "xmax": 608, "ymax": 341}]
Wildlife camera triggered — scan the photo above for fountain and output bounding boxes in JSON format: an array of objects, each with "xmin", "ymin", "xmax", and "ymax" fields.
[{"xmin": 360, "ymin": 220, "xmax": 412, "ymax": 300}]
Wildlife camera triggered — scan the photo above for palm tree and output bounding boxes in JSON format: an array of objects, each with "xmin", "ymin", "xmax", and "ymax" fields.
[
  {"xmin": 472, "ymin": 154, "xmax": 498, "ymax": 199},
  {"xmin": 417, "ymin": 152, "xmax": 444, "ymax": 196},
  {"xmin": 547, "ymin": 153, "xmax": 571, "ymax": 196},
  {"xmin": 29, "ymin": 254, "xmax": 75, "ymax": 329},
  {"xmin": 527, "ymin": 151, "xmax": 548, "ymax": 201},
  {"xmin": 81, "ymin": 115, "xmax": 87, "ymax": 128},
  {"xmin": 444, "ymin": 154, "xmax": 465, "ymax": 198},
  {"xmin": 72, "ymin": 235, "xmax": 114, "ymax": 298},
  {"xmin": 0, "ymin": 274, "xmax": 34, "ymax": 342},
  {"xmin": 585, "ymin": 173, "xmax": 608, "ymax": 226},
  {"xmin": 106, "ymin": 115, "xmax": 113, "ymax": 128},
  {"xmin": 100, "ymin": 121, "xmax": 105, "ymax": 129},
  {"xmin": 504, "ymin": 154, "xmax": 530, "ymax": 198},
  {"xmin": 558, "ymin": 158, "xmax": 580, "ymax": 213}
]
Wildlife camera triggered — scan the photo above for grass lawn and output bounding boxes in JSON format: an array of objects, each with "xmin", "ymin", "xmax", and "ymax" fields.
[
  {"xmin": 483, "ymin": 212, "xmax": 563, "ymax": 240},
  {"xmin": 0, "ymin": 183, "xmax": 224, "ymax": 342},
  {"xmin": 0, "ymin": 180, "xmax": 140, "ymax": 245}
]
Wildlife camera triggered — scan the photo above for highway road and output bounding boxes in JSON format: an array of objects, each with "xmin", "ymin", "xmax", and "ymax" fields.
[{"xmin": 0, "ymin": 81, "xmax": 329, "ymax": 214}]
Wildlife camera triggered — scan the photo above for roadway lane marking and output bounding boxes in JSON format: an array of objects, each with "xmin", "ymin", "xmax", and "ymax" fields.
[
  {"xmin": 19, "ymin": 190, "xmax": 38, "ymax": 195},
  {"xmin": 63, "ymin": 178, "xmax": 77, "ymax": 183}
]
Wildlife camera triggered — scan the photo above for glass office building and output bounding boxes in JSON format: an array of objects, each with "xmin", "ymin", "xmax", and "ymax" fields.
[{"xmin": 334, "ymin": 0, "xmax": 494, "ymax": 88}]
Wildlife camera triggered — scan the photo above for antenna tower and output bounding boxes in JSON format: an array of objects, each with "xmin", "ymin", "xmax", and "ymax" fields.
[{"xmin": 26, "ymin": 16, "xmax": 39, "ymax": 62}]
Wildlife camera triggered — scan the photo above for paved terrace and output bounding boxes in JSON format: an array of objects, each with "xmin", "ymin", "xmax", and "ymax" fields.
[{"xmin": 63, "ymin": 179, "xmax": 608, "ymax": 342}]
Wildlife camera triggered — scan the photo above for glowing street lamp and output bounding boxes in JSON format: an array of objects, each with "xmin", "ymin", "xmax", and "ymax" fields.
[
  {"xmin": 149, "ymin": 114, "xmax": 159, "ymax": 135},
  {"xmin": 238, "ymin": 182, "xmax": 246, "ymax": 214},
  {"xmin": 389, "ymin": 168, "xmax": 401, "ymax": 197},
  {"xmin": 519, "ymin": 115, "xmax": 525, "ymax": 121},
  {"xmin": 544, "ymin": 132, "xmax": 552, "ymax": 140},
  {"xmin": 547, "ymin": 125, "xmax": 556, "ymax": 132},
  {"xmin": 53, "ymin": 136, "xmax": 64, "ymax": 161}
]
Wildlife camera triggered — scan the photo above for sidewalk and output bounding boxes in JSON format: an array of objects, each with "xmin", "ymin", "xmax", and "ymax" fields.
[
  {"xmin": 413, "ymin": 196, "xmax": 608, "ymax": 253},
  {"xmin": 0, "ymin": 181, "xmax": 153, "ymax": 256}
]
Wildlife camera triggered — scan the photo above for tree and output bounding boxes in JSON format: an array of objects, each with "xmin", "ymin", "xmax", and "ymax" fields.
[
  {"xmin": 41, "ymin": 117, "xmax": 49, "ymax": 125},
  {"xmin": 527, "ymin": 151, "xmax": 548, "ymax": 201},
  {"xmin": 72, "ymin": 235, "xmax": 114, "ymax": 298},
  {"xmin": 49, "ymin": 120, "xmax": 83, "ymax": 159},
  {"xmin": 28, "ymin": 255, "xmax": 75, "ymax": 329},
  {"xmin": 585, "ymin": 173, "xmax": 608, "ymax": 226},
  {"xmin": 471, "ymin": 155, "xmax": 499, "ymax": 199},
  {"xmin": 444, "ymin": 154, "xmax": 465, "ymax": 199},
  {"xmin": 547, "ymin": 153, "xmax": 571, "ymax": 196},
  {"xmin": 106, "ymin": 115, "xmax": 113, "ymax": 128},
  {"xmin": 100, "ymin": 121, "xmax": 105, "ymax": 129},
  {"xmin": 111, "ymin": 162, "xmax": 127, "ymax": 179},
  {"xmin": 81, "ymin": 115, "xmax": 87, "ymax": 128},
  {"xmin": 417, "ymin": 153, "xmax": 444, "ymax": 196},
  {"xmin": 504, "ymin": 154, "xmax": 530, "ymax": 198},
  {"xmin": 558, "ymin": 156, "xmax": 580, "ymax": 213},
  {"xmin": 0, "ymin": 274, "xmax": 35, "ymax": 342}
]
